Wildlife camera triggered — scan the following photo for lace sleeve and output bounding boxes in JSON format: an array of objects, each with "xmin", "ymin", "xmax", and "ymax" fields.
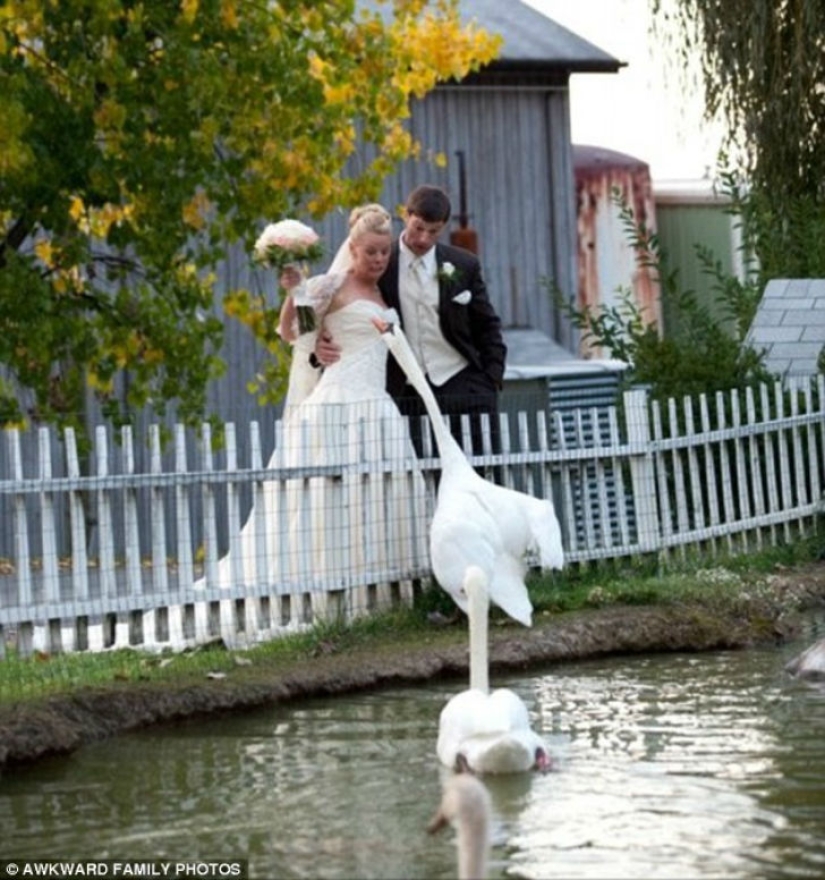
[
  {"xmin": 305, "ymin": 272, "xmax": 343, "ymax": 323},
  {"xmin": 278, "ymin": 272, "xmax": 344, "ymax": 341}
]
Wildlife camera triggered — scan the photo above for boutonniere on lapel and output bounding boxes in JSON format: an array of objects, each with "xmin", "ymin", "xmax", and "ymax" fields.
[{"xmin": 437, "ymin": 261, "xmax": 461, "ymax": 285}]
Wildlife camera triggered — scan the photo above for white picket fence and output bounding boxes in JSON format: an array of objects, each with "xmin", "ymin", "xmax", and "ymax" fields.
[{"xmin": 1, "ymin": 380, "xmax": 824, "ymax": 658}]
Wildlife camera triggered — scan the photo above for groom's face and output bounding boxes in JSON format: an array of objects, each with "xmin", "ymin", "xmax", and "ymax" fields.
[{"xmin": 402, "ymin": 212, "xmax": 446, "ymax": 257}]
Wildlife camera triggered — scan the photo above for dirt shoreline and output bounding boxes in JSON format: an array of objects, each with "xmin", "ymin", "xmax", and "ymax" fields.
[{"xmin": 2, "ymin": 563, "xmax": 825, "ymax": 771}]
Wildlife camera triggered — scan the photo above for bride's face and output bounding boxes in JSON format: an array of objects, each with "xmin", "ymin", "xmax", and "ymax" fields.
[{"xmin": 350, "ymin": 232, "xmax": 392, "ymax": 282}]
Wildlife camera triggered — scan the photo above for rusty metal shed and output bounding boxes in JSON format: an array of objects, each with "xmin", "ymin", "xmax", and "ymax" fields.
[{"xmin": 573, "ymin": 144, "xmax": 662, "ymax": 359}]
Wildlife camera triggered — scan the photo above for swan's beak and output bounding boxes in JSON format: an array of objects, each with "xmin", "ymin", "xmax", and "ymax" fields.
[{"xmin": 371, "ymin": 316, "xmax": 394, "ymax": 335}]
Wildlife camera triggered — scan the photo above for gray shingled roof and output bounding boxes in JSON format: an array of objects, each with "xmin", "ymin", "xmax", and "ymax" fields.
[
  {"xmin": 745, "ymin": 279, "xmax": 825, "ymax": 376},
  {"xmin": 457, "ymin": 0, "xmax": 621, "ymax": 71},
  {"xmin": 503, "ymin": 327, "xmax": 627, "ymax": 380},
  {"xmin": 359, "ymin": 0, "xmax": 621, "ymax": 73}
]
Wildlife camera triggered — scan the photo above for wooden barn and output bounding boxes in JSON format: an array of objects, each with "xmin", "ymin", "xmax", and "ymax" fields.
[{"xmin": 215, "ymin": 0, "xmax": 623, "ymax": 425}]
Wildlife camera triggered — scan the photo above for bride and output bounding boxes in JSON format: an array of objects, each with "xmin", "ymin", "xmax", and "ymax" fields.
[{"xmin": 199, "ymin": 205, "xmax": 430, "ymax": 622}]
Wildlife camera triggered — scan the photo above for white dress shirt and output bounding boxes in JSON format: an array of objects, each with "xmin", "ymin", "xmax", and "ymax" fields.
[{"xmin": 398, "ymin": 242, "xmax": 468, "ymax": 387}]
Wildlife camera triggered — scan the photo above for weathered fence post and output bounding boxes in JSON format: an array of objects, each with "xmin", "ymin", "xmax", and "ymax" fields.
[{"xmin": 623, "ymin": 388, "xmax": 660, "ymax": 553}]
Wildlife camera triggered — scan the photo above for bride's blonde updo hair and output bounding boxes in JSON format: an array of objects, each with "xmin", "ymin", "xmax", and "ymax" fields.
[{"xmin": 348, "ymin": 203, "xmax": 392, "ymax": 241}]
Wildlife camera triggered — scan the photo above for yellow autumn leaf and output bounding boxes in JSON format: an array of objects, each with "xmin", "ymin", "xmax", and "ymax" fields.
[
  {"xmin": 175, "ymin": 261, "xmax": 199, "ymax": 281},
  {"xmin": 87, "ymin": 371, "xmax": 115, "ymax": 394},
  {"xmin": 180, "ymin": 0, "xmax": 199, "ymax": 24},
  {"xmin": 33, "ymin": 238, "xmax": 53, "ymax": 267},
  {"xmin": 323, "ymin": 81, "xmax": 355, "ymax": 106},
  {"xmin": 334, "ymin": 123, "xmax": 356, "ymax": 156},
  {"xmin": 141, "ymin": 346, "xmax": 165, "ymax": 366},
  {"xmin": 93, "ymin": 98, "xmax": 127, "ymax": 132},
  {"xmin": 68, "ymin": 195, "xmax": 85, "ymax": 224},
  {"xmin": 308, "ymin": 54, "xmax": 327, "ymax": 81},
  {"xmin": 383, "ymin": 124, "xmax": 415, "ymax": 158},
  {"xmin": 82, "ymin": 203, "xmax": 132, "ymax": 240},
  {"xmin": 220, "ymin": 0, "xmax": 238, "ymax": 30},
  {"xmin": 111, "ymin": 344, "xmax": 129, "ymax": 369},
  {"xmin": 182, "ymin": 191, "xmax": 211, "ymax": 230}
]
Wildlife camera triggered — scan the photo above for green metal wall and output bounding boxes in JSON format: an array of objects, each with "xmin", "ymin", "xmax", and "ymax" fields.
[{"xmin": 654, "ymin": 199, "xmax": 742, "ymax": 339}]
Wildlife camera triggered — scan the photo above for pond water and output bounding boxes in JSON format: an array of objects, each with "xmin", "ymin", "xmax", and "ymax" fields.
[{"xmin": 2, "ymin": 620, "xmax": 825, "ymax": 879}]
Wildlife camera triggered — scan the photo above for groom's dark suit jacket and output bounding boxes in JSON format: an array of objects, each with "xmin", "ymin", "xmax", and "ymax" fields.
[{"xmin": 378, "ymin": 241, "xmax": 507, "ymax": 402}]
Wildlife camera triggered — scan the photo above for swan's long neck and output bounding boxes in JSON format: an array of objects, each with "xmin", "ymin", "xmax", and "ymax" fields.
[
  {"xmin": 383, "ymin": 327, "xmax": 469, "ymax": 469},
  {"xmin": 465, "ymin": 566, "xmax": 490, "ymax": 694}
]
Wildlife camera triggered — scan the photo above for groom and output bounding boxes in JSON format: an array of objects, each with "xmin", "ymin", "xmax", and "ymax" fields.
[
  {"xmin": 316, "ymin": 184, "xmax": 507, "ymax": 459},
  {"xmin": 381, "ymin": 184, "xmax": 507, "ymax": 458}
]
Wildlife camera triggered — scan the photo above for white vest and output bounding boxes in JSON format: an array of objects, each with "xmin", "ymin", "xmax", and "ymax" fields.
[{"xmin": 398, "ymin": 245, "xmax": 468, "ymax": 387}]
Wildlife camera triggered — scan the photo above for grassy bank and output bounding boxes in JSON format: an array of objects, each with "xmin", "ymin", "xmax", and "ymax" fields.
[{"xmin": 2, "ymin": 536, "xmax": 822, "ymax": 706}]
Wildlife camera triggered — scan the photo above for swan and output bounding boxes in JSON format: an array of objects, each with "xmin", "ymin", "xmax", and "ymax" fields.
[
  {"xmin": 436, "ymin": 564, "xmax": 552, "ymax": 774},
  {"xmin": 372, "ymin": 318, "xmax": 564, "ymax": 627},
  {"xmin": 428, "ymin": 771, "xmax": 493, "ymax": 880}
]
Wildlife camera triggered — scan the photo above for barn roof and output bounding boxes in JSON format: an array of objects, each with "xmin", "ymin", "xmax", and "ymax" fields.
[
  {"xmin": 458, "ymin": 0, "xmax": 622, "ymax": 73},
  {"xmin": 359, "ymin": 0, "xmax": 623, "ymax": 82}
]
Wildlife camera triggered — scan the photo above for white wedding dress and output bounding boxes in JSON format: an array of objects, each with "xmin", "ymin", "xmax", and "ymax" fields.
[{"xmin": 197, "ymin": 298, "xmax": 430, "ymax": 622}]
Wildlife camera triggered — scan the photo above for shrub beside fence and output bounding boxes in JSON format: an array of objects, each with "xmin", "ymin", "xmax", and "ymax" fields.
[{"xmin": 1, "ymin": 379, "xmax": 823, "ymax": 658}]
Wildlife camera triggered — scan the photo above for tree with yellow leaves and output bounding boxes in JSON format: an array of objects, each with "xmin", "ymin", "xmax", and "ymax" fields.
[{"xmin": 0, "ymin": 0, "xmax": 500, "ymax": 442}]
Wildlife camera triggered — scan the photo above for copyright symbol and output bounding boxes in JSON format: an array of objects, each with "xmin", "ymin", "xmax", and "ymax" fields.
[{"xmin": 6, "ymin": 865, "xmax": 19, "ymax": 876}]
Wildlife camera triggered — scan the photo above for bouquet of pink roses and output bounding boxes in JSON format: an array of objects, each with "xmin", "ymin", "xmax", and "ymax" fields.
[{"xmin": 254, "ymin": 219, "xmax": 324, "ymax": 333}]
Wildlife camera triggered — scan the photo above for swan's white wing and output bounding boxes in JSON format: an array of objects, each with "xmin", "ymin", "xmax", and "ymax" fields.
[
  {"xmin": 487, "ymin": 687, "xmax": 533, "ymax": 731},
  {"xmin": 431, "ymin": 527, "xmax": 532, "ymax": 627},
  {"xmin": 527, "ymin": 497, "xmax": 565, "ymax": 570},
  {"xmin": 430, "ymin": 486, "xmax": 496, "ymax": 604},
  {"xmin": 431, "ymin": 483, "xmax": 534, "ymax": 627},
  {"xmin": 437, "ymin": 689, "xmax": 491, "ymax": 768},
  {"xmin": 481, "ymin": 483, "xmax": 564, "ymax": 569},
  {"xmin": 486, "ymin": 554, "xmax": 533, "ymax": 627}
]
